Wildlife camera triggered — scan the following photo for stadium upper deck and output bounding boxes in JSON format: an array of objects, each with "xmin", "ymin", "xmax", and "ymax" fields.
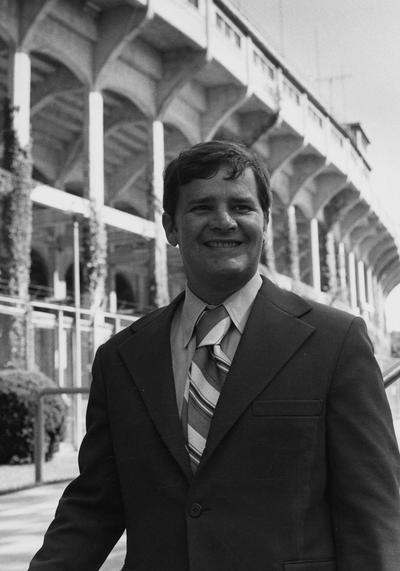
[{"xmin": 0, "ymin": 0, "xmax": 398, "ymax": 368}]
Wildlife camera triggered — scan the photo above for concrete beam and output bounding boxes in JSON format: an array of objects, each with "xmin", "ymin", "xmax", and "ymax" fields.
[
  {"xmin": 31, "ymin": 184, "xmax": 155, "ymax": 238},
  {"xmin": 268, "ymin": 133, "xmax": 304, "ymax": 177},
  {"xmin": 108, "ymin": 151, "xmax": 147, "ymax": 199},
  {"xmin": 20, "ymin": 0, "xmax": 58, "ymax": 49},
  {"xmin": 157, "ymin": 48, "xmax": 209, "ymax": 120},
  {"xmin": 378, "ymin": 258, "xmax": 400, "ymax": 296},
  {"xmin": 382, "ymin": 269, "xmax": 400, "ymax": 295},
  {"xmin": 339, "ymin": 202, "xmax": 369, "ymax": 239},
  {"xmin": 312, "ymin": 172, "xmax": 348, "ymax": 217},
  {"xmin": 288, "ymin": 154, "xmax": 326, "ymax": 204},
  {"xmin": 31, "ymin": 66, "xmax": 81, "ymax": 116},
  {"xmin": 375, "ymin": 249, "xmax": 399, "ymax": 279},
  {"xmin": 55, "ymin": 135, "xmax": 83, "ymax": 188},
  {"xmin": 94, "ymin": 5, "xmax": 153, "ymax": 86},
  {"xmin": 99, "ymin": 58, "xmax": 156, "ymax": 117},
  {"xmin": 55, "ymin": 104, "xmax": 143, "ymax": 187},
  {"xmin": 239, "ymin": 110, "xmax": 279, "ymax": 147},
  {"xmin": 0, "ymin": 3, "xmax": 17, "ymax": 46},
  {"xmin": 368, "ymin": 237, "xmax": 394, "ymax": 268},
  {"xmin": 28, "ymin": 9, "xmax": 92, "ymax": 84},
  {"xmin": 32, "ymin": 141, "xmax": 59, "ymax": 182},
  {"xmin": 358, "ymin": 233, "xmax": 383, "ymax": 261},
  {"xmin": 202, "ymin": 85, "xmax": 249, "ymax": 141},
  {"xmin": 104, "ymin": 104, "xmax": 144, "ymax": 135},
  {"xmin": 164, "ymin": 96, "xmax": 202, "ymax": 145},
  {"xmin": 349, "ymin": 224, "xmax": 377, "ymax": 252}
]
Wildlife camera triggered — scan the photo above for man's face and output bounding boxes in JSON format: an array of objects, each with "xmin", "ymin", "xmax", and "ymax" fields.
[{"xmin": 163, "ymin": 167, "xmax": 266, "ymax": 302}]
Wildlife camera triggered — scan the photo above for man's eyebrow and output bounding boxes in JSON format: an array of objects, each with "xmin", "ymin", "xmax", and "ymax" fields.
[
  {"xmin": 186, "ymin": 196, "xmax": 214, "ymax": 205},
  {"xmin": 230, "ymin": 196, "xmax": 256, "ymax": 204}
]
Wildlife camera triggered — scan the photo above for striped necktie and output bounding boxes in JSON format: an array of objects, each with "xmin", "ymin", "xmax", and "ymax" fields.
[{"xmin": 183, "ymin": 305, "xmax": 232, "ymax": 473}]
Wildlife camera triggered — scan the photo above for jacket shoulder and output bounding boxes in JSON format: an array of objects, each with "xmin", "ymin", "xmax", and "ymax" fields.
[
  {"xmin": 97, "ymin": 305, "xmax": 170, "ymax": 355},
  {"xmin": 304, "ymin": 296, "xmax": 355, "ymax": 325},
  {"xmin": 260, "ymin": 276, "xmax": 355, "ymax": 328}
]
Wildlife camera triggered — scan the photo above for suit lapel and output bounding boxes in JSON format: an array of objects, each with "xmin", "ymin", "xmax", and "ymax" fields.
[
  {"xmin": 117, "ymin": 279, "xmax": 315, "ymax": 480},
  {"xmin": 199, "ymin": 280, "xmax": 315, "ymax": 473},
  {"xmin": 118, "ymin": 296, "xmax": 192, "ymax": 482}
]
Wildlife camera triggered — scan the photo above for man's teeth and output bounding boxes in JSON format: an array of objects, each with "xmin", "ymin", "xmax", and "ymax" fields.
[{"xmin": 207, "ymin": 241, "xmax": 239, "ymax": 247}]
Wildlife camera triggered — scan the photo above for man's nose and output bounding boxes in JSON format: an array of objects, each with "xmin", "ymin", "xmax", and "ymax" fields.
[{"xmin": 210, "ymin": 208, "xmax": 236, "ymax": 230}]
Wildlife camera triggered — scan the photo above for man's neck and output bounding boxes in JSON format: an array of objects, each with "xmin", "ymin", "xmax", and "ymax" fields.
[{"xmin": 187, "ymin": 273, "xmax": 260, "ymax": 305}]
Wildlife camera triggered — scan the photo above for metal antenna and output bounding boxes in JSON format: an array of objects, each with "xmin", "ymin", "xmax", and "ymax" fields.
[
  {"xmin": 317, "ymin": 73, "xmax": 352, "ymax": 118},
  {"xmin": 278, "ymin": 0, "xmax": 285, "ymax": 57},
  {"xmin": 314, "ymin": 29, "xmax": 321, "ymax": 94}
]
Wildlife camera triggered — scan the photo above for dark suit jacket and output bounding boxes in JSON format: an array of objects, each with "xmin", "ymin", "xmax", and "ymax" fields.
[{"xmin": 29, "ymin": 278, "xmax": 400, "ymax": 571}]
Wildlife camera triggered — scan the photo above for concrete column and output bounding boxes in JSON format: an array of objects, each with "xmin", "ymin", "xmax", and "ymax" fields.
[
  {"xmin": 84, "ymin": 89, "xmax": 108, "ymax": 352},
  {"xmin": 326, "ymin": 231, "xmax": 338, "ymax": 294},
  {"xmin": 338, "ymin": 242, "xmax": 347, "ymax": 303},
  {"xmin": 310, "ymin": 218, "xmax": 321, "ymax": 291},
  {"xmin": 374, "ymin": 280, "xmax": 384, "ymax": 332},
  {"xmin": 366, "ymin": 267, "xmax": 374, "ymax": 307},
  {"xmin": 288, "ymin": 205, "xmax": 300, "ymax": 282},
  {"xmin": 86, "ymin": 90, "xmax": 105, "ymax": 205},
  {"xmin": 378, "ymin": 281, "xmax": 387, "ymax": 332},
  {"xmin": 149, "ymin": 119, "xmax": 169, "ymax": 307},
  {"xmin": 56, "ymin": 309, "xmax": 66, "ymax": 388},
  {"xmin": 108, "ymin": 265, "xmax": 117, "ymax": 313},
  {"xmin": 357, "ymin": 260, "xmax": 367, "ymax": 312},
  {"xmin": 72, "ymin": 218, "xmax": 83, "ymax": 448},
  {"xmin": 53, "ymin": 266, "xmax": 67, "ymax": 299},
  {"xmin": 348, "ymin": 252, "xmax": 358, "ymax": 310},
  {"xmin": 10, "ymin": 50, "xmax": 31, "ymax": 148},
  {"xmin": 53, "ymin": 231, "xmax": 67, "ymax": 299},
  {"xmin": 372, "ymin": 275, "xmax": 380, "ymax": 327},
  {"xmin": 264, "ymin": 213, "xmax": 276, "ymax": 272},
  {"xmin": 7, "ymin": 50, "xmax": 33, "ymax": 369}
]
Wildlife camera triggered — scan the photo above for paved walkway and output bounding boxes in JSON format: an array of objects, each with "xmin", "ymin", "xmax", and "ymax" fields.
[{"xmin": 0, "ymin": 483, "xmax": 126, "ymax": 570}]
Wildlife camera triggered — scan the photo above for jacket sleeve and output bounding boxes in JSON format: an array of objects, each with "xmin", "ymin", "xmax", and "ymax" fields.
[
  {"xmin": 327, "ymin": 316, "xmax": 400, "ymax": 570},
  {"xmin": 28, "ymin": 346, "xmax": 125, "ymax": 570}
]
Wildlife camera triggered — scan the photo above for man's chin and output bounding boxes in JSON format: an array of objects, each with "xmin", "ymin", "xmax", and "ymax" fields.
[{"xmin": 204, "ymin": 264, "xmax": 254, "ymax": 286}]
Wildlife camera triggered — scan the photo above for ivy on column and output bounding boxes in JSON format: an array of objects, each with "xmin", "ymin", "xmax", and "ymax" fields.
[{"xmin": 1, "ymin": 98, "xmax": 33, "ymax": 369}]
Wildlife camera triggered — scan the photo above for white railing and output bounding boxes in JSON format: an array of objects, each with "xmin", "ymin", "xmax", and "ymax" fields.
[
  {"xmin": 251, "ymin": 45, "xmax": 277, "ymax": 104},
  {"xmin": 214, "ymin": 7, "xmax": 243, "ymax": 49}
]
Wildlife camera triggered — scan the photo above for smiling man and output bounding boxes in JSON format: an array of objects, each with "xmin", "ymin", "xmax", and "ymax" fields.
[
  {"xmin": 30, "ymin": 141, "xmax": 400, "ymax": 571},
  {"xmin": 163, "ymin": 160, "xmax": 267, "ymax": 303}
]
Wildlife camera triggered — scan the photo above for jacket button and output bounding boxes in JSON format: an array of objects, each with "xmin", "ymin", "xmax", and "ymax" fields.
[{"xmin": 189, "ymin": 502, "xmax": 203, "ymax": 518}]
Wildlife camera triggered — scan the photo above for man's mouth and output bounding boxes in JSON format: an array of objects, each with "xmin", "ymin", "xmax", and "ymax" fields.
[{"xmin": 204, "ymin": 240, "xmax": 242, "ymax": 248}]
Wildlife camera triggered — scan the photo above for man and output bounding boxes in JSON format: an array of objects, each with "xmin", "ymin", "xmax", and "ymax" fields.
[{"xmin": 30, "ymin": 141, "xmax": 400, "ymax": 570}]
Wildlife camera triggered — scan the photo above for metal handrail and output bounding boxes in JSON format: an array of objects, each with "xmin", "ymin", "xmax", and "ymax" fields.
[
  {"xmin": 31, "ymin": 360, "xmax": 400, "ymax": 484},
  {"xmin": 34, "ymin": 387, "xmax": 89, "ymax": 484},
  {"xmin": 383, "ymin": 361, "xmax": 400, "ymax": 389}
]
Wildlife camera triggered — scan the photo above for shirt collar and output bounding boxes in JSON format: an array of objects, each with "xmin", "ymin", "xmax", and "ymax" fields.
[{"xmin": 181, "ymin": 273, "xmax": 262, "ymax": 348}]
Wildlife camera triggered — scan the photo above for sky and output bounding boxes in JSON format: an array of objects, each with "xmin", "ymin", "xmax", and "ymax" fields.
[{"xmin": 231, "ymin": 0, "xmax": 400, "ymax": 330}]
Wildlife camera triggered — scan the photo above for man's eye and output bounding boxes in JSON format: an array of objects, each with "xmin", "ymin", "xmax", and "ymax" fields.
[
  {"xmin": 191, "ymin": 204, "xmax": 210, "ymax": 212},
  {"xmin": 233, "ymin": 204, "xmax": 251, "ymax": 212}
]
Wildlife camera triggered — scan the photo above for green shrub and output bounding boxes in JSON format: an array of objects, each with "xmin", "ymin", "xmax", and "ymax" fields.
[{"xmin": 0, "ymin": 369, "xmax": 66, "ymax": 464}]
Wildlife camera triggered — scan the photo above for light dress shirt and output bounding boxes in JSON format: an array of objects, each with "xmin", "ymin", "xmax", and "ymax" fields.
[{"xmin": 170, "ymin": 272, "xmax": 263, "ymax": 416}]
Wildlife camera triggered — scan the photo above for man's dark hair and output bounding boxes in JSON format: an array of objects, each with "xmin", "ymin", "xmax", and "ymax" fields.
[{"xmin": 163, "ymin": 140, "xmax": 271, "ymax": 220}]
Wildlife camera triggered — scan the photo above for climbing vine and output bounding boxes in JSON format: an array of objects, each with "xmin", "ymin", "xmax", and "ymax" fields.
[
  {"xmin": 82, "ymin": 198, "xmax": 107, "ymax": 311},
  {"xmin": 1, "ymin": 98, "xmax": 33, "ymax": 368},
  {"xmin": 319, "ymin": 223, "xmax": 330, "ymax": 293}
]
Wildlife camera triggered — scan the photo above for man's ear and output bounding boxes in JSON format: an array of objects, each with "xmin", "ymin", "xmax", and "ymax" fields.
[{"xmin": 162, "ymin": 212, "xmax": 179, "ymax": 247}]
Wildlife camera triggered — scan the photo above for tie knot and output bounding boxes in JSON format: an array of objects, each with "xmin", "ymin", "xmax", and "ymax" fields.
[{"xmin": 195, "ymin": 305, "xmax": 230, "ymax": 347}]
